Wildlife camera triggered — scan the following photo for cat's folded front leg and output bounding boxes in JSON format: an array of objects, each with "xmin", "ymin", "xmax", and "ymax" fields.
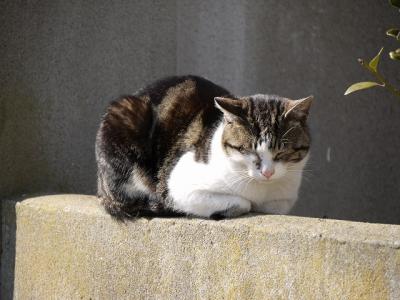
[{"xmin": 172, "ymin": 190, "xmax": 251, "ymax": 218}]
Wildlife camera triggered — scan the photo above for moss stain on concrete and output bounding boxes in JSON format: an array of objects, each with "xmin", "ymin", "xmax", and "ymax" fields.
[{"xmin": 6, "ymin": 196, "xmax": 400, "ymax": 299}]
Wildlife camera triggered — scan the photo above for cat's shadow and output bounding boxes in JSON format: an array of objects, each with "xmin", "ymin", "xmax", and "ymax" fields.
[{"xmin": 115, "ymin": 211, "xmax": 265, "ymax": 223}]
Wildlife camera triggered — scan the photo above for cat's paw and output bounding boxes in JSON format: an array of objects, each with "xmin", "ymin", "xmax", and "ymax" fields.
[{"xmin": 210, "ymin": 198, "xmax": 251, "ymax": 219}]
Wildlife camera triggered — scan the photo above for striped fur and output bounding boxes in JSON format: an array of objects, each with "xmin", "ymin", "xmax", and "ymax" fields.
[{"xmin": 95, "ymin": 75, "xmax": 312, "ymax": 219}]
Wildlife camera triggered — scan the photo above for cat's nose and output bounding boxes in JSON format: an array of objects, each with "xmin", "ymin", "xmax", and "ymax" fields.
[{"xmin": 261, "ymin": 168, "xmax": 275, "ymax": 179}]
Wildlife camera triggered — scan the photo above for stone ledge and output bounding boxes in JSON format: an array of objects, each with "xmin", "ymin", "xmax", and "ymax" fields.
[{"xmin": 2, "ymin": 194, "xmax": 400, "ymax": 299}]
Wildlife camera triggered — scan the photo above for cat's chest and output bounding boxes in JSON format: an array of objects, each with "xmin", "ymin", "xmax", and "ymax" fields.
[
  {"xmin": 167, "ymin": 151, "xmax": 299, "ymax": 204},
  {"xmin": 167, "ymin": 151, "xmax": 230, "ymax": 193}
]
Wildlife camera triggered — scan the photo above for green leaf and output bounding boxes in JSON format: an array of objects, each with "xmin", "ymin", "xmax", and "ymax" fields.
[
  {"xmin": 386, "ymin": 28, "xmax": 400, "ymax": 40},
  {"xmin": 369, "ymin": 47, "xmax": 384, "ymax": 72},
  {"xmin": 389, "ymin": 50, "xmax": 400, "ymax": 60},
  {"xmin": 390, "ymin": 0, "xmax": 400, "ymax": 8},
  {"xmin": 344, "ymin": 82, "xmax": 381, "ymax": 95}
]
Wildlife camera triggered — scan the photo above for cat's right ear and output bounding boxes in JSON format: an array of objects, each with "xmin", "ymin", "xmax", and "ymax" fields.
[
  {"xmin": 284, "ymin": 96, "xmax": 313, "ymax": 120},
  {"xmin": 214, "ymin": 97, "xmax": 246, "ymax": 122}
]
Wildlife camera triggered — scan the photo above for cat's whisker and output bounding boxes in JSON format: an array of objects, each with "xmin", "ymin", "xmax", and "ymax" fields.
[
  {"xmin": 225, "ymin": 175, "xmax": 251, "ymax": 189},
  {"xmin": 281, "ymin": 126, "xmax": 298, "ymax": 138},
  {"xmin": 229, "ymin": 174, "xmax": 255, "ymax": 192},
  {"xmin": 243, "ymin": 177, "xmax": 254, "ymax": 191},
  {"xmin": 97, "ymin": 75, "xmax": 312, "ymax": 219},
  {"xmin": 287, "ymin": 167, "xmax": 313, "ymax": 172},
  {"xmin": 230, "ymin": 170, "xmax": 248, "ymax": 174},
  {"xmin": 229, "ymin": 176, "xmax": 252, "ymax": 193},
  {"xmin": 287, "ymin": 171, "xmax": 313, "ymax": 177},
  {"xmin": 228, "ymin": 178, "xmax": 248, "ymax": 188}
]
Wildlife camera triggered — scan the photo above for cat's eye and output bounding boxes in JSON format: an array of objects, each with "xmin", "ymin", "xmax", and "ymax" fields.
[
  {"xmin": 226, "ymin": 143, "xmax": 247, "ymax": 154},
  {"xmin": 238, "ymin": 146, "xmax": 246, "ymax": 153},
  {"xmin": 273, "ymin": 151, "xmax": 286, "ymax": 161}
]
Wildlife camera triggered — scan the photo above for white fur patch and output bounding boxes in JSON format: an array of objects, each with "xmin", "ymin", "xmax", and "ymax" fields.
[
  {"xmin": 167, "ymin": 122, "xmax": 309, "ymax": 217},
  {"xmin": 253, "ymin": 141, "xmax": 287, "ymax": 180}
]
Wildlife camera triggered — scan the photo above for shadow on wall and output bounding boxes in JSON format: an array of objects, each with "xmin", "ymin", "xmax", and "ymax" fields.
[
  {"xmin": 0, "ymin": 97, "xmax": 5, "ymax": 138},
  {"xmin": 0, "ymin": 85, "xmax": 48, "ymax": 298},
  {"xmin": 0, "ymin": 201, "xmax": 16, "ymax": 299},
  {"xmin": 0, "ymin": 84, "xmax": 53, "ymax": 198}
]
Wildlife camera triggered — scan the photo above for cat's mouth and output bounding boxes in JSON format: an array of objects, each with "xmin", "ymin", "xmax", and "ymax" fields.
[
  {"xmin": 257, "ymin": 177, "xmax": 275, "ymax": 183},
  {"xmin": 246, "ymin": 170, "xmax": 276, "ymax": 183},
  {"xmin": 249, "ymin": 175, "xmax": 274, "ymax": 184}
]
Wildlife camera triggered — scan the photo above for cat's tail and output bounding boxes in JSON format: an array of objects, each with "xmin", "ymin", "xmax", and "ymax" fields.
[
  {"xmin": 98, "ymin": 187, "xmax": 181, "ymax": 219},
  {"xmin": 98, "ymin": 190, "xmax": 163, "ymax": 220},
  {"xmin": 95, "ymin": 94, "xmax": 183, "ymax": 219},
  {"xmin": 96, "ymin": 144, "xmax": 176, "ymax": 219},
  {"xmin": 96, "ymin": 157, "xmax": 165, "ymax": 219},
  {"xmin": 95, "ymin": 94, "xmax": 161, "ymax": 219}
]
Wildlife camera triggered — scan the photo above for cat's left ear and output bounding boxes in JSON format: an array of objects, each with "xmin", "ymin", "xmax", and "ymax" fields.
[
  {"xmin": 215, "ymin": 97, "xmax": 247, "ymax": 122},
  {"xmin": 284, "ymin": 95, "xmax": 313, "ymax": 119}
]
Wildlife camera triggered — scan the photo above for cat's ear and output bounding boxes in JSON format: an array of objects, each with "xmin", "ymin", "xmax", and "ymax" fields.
[
  {"xmin": 215, "ymin": 97, "xmax": 246, "ymax": 122},
  {"xmin": 284, "ymin": 96, "xmax": 313, "ymax": 119}
]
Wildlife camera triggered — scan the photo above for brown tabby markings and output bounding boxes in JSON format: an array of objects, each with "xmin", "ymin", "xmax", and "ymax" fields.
[
  {"xmin": 98, "ymin": 95, "xmax": 158, "ymax": 216},
  {"xmin": 158, "ymin": 80, "xmax": 199, "ymax": 129},
  {"xmin": 96, "ymin": 75, "xmax": 311, "ymax": 219},
  {"xmin": 220, "ymin": 96, "xmax": 311, "ymax": 163},
  {"xmin": 107, "ymin": 96, "xmax": 153, "ymax": 141},
  {"xmin": 152, "ymin": 79, "xmax": 230, "ymax": 201}
]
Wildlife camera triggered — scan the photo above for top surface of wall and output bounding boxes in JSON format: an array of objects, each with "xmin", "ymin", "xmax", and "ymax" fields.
[
  {"xmin": 2, "ymin": 195, "xmax": 400, "ymax": 299},
  {"xmin": 1, "ymin": 0, "xmax": 400, "ymax": 224}
]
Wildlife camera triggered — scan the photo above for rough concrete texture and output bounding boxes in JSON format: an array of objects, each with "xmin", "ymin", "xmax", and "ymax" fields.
[
  {"xmin": 1, "ymin": 1, "xmax": 400, "ymax": 224},
  {"xmin": 4, "ymin": 195, "xmax": 400, "ymax": 299}
]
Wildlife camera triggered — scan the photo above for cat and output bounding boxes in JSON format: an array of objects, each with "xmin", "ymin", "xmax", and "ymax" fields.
[{"xmin": 95, "ymin": 75, "xmax": 312, "ymax": 219}]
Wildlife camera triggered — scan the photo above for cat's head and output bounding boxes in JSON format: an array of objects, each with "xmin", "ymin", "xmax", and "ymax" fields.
[{"xmin": 215, "ymin": 94, "xmax": 312, "ymax": 182}]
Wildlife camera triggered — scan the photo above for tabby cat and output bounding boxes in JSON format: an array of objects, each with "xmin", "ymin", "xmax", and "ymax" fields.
[{"xmin": 95, "ymin": 75, "xmax": 312, "ymax": 219}]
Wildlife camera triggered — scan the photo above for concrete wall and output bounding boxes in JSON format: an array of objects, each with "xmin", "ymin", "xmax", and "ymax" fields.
[
  {"xmin": 0, "ymin": 0, "xmax": 177, "ymax": 195},
  {"xmin": 1, "ymin": 1, "xmax": 400, "ymax": 224},
  {"xmin": 3, "ymin": 195, "xmax": 400, "ymax": 299}
]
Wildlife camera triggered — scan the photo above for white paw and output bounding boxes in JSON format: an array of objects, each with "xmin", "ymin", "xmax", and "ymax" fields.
[{"xmin": 210, "ymin": 195, "xmax": 251, "ymax": 218}]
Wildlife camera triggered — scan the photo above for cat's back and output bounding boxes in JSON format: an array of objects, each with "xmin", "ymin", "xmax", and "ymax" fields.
[
  {"xmin": 135, "ymin": 75, "xmax": 232, "ymax": 159},
  {"xmin": 96, "ymin": 75, "xmax": 236, "ymax": 217},
  {"xmin": 135, "ymin": 75, "xmax": 231, "ymax": 108},
  {"xmin": 98, "ymin": 75, "xmax": 230, "ymax": 145},
  {"xmin": 135, "ymin": 75, "xmax": 231, "ymax": 129},
  {"xmin": 96, "ymin": 75, "xmax": 232, "ymax": 168}
]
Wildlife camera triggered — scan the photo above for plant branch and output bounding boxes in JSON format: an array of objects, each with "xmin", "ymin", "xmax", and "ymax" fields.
[{"xmin": 358, "ymin": 58, "xmax": 400, "ymax": 97}]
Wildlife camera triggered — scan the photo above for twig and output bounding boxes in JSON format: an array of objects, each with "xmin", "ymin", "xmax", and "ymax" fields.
[{"xmin": 358, "ymin": 58, "xmax": 400, "ymax": 98}]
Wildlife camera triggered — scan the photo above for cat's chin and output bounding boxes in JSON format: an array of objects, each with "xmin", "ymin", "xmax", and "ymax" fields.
[
  {"xmin": 261, "ymin": 179, "xmax": 277, "ymax": 184},
  {"xmin": 253, "ymin": 175, "xmax": 287, "ymax": 184},
  {"xmin": 247, "ymin": 171, "xmax": 275, "ymax": 183},
  {"xmin": 251, "ymin": 176, "xmax": 273, "ymax": 184}
]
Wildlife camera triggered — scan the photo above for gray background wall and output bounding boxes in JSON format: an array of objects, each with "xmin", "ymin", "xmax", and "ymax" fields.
[{"xmin": 1, "ymin": 0, "xmax": 400, "ymax": 224}]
